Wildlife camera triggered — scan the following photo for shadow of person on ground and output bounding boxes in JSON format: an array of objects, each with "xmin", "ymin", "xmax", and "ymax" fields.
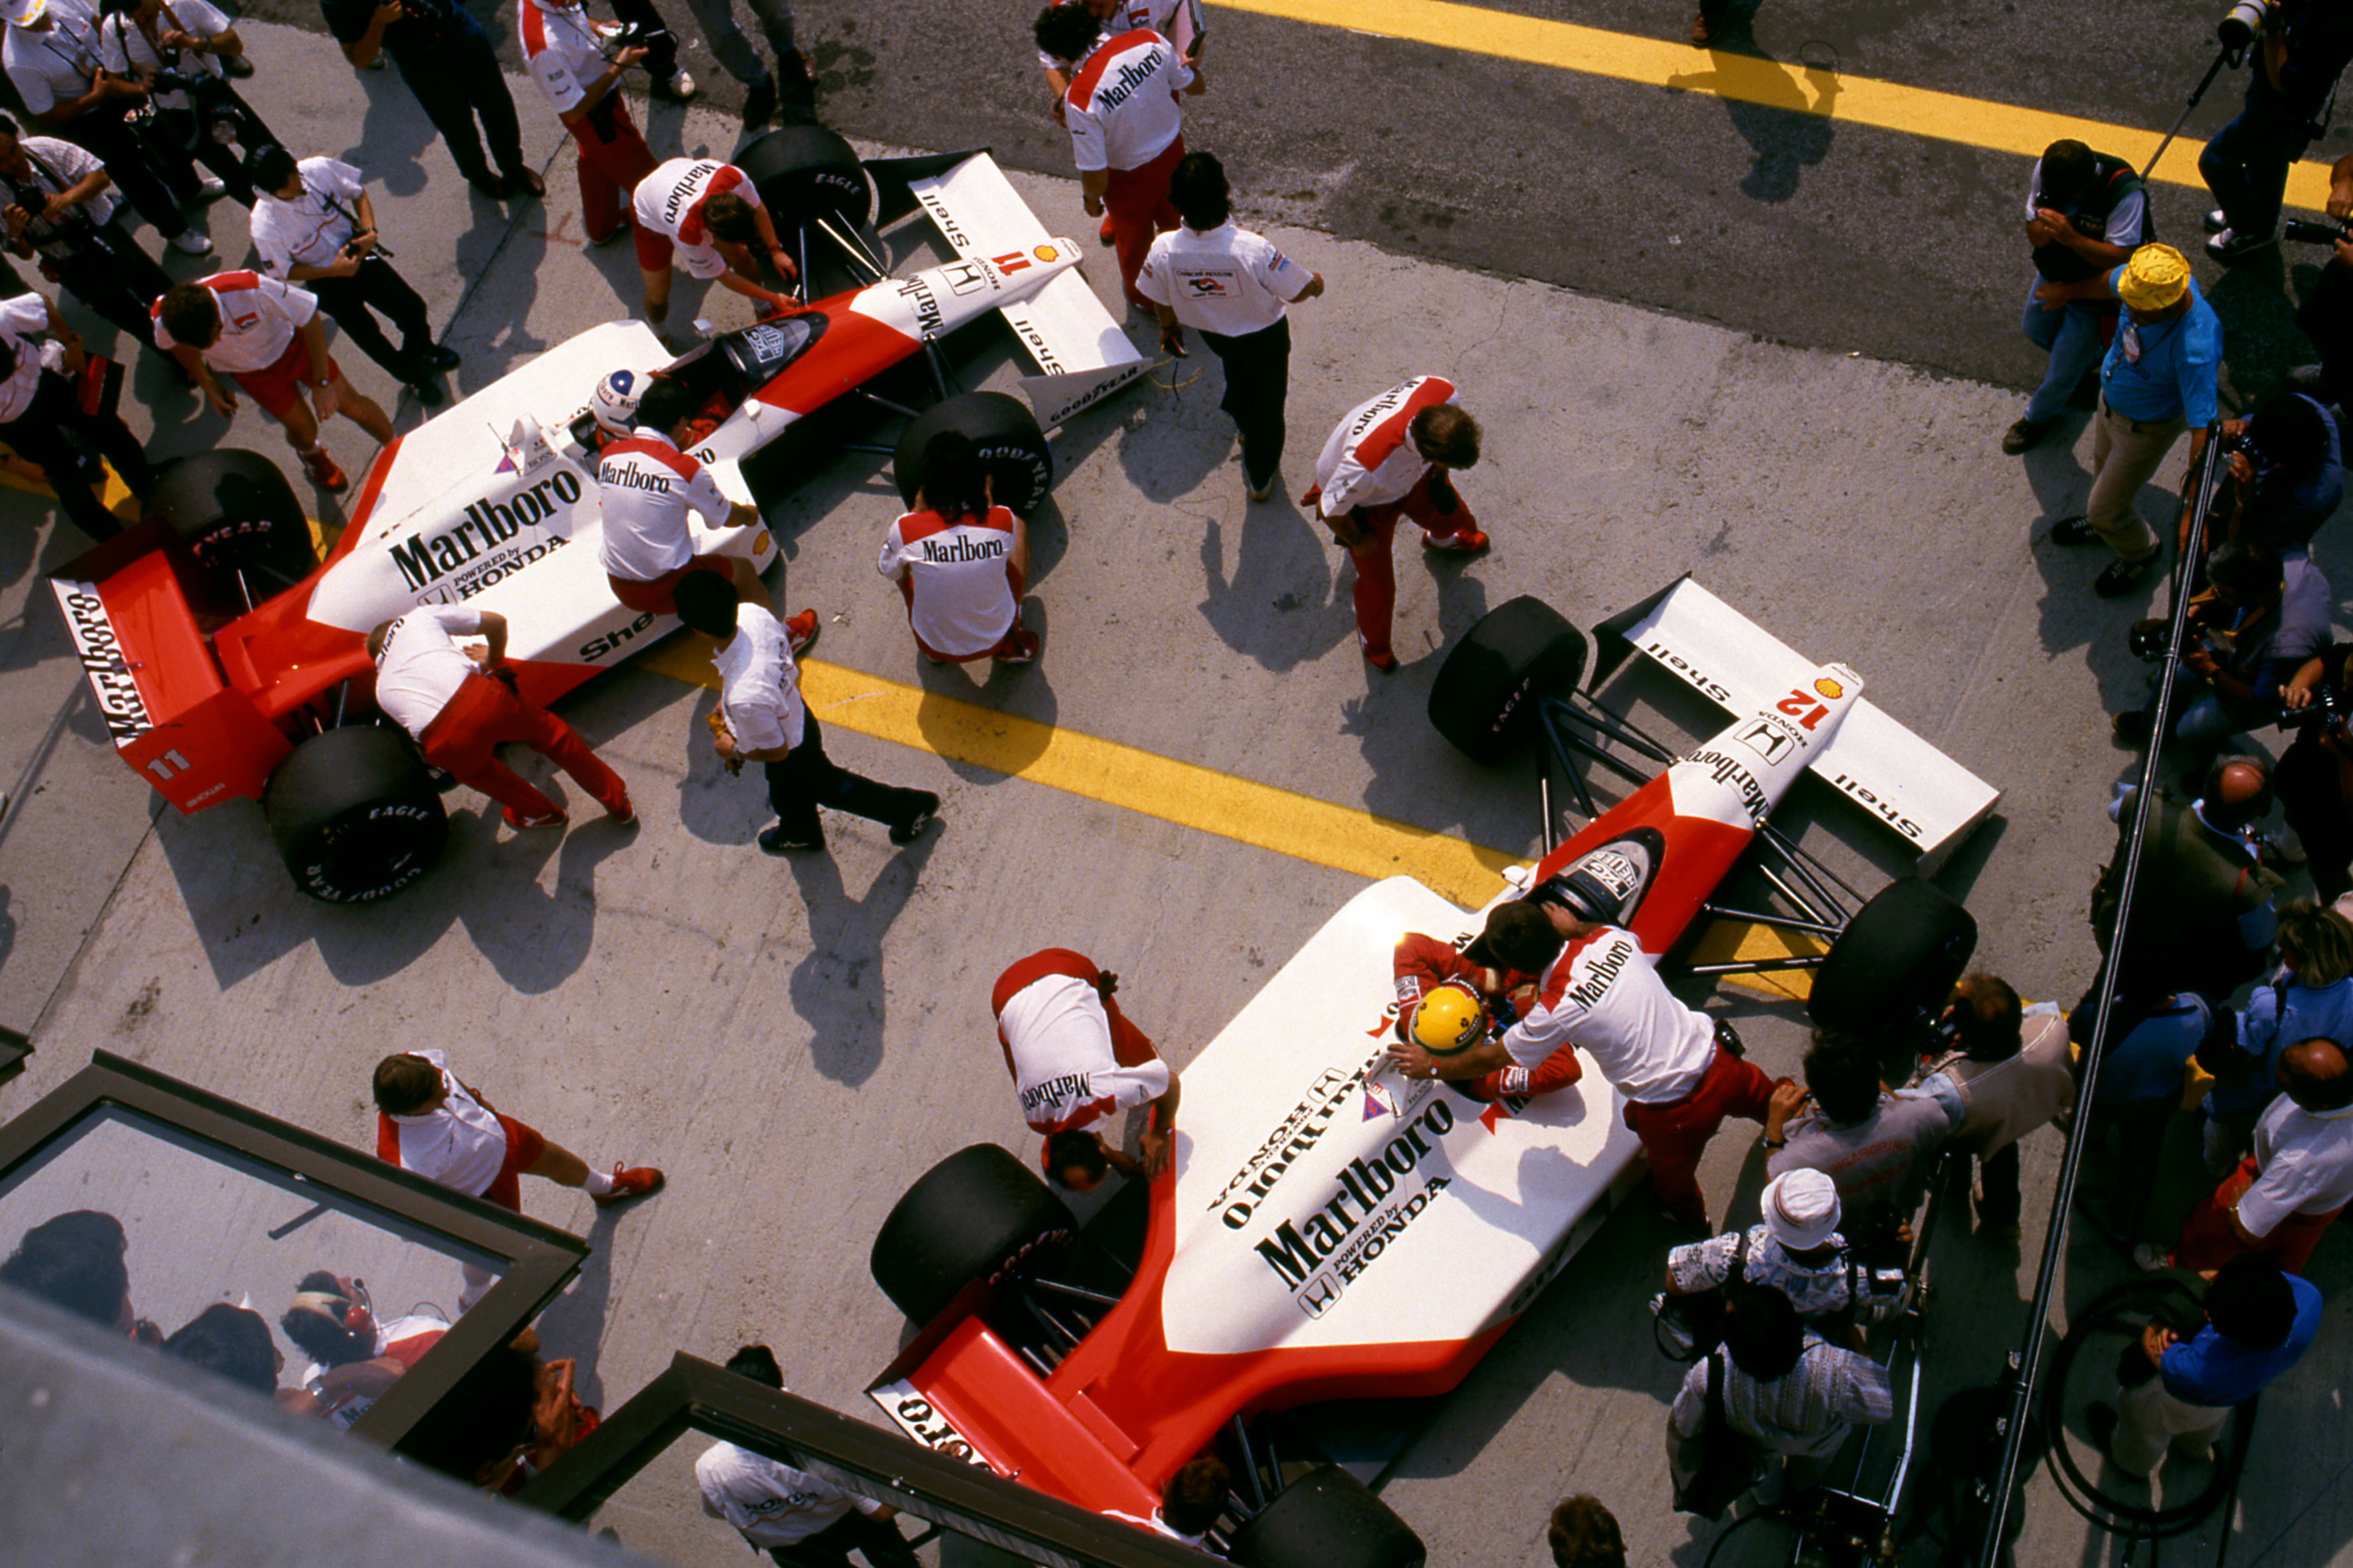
[
  {"xmin": 1667, "ymin": 39, "xmax": 1841, "ymax": 205},
  {"xmin": 1196, "ymin": 502, "xmax": 1346, "ymax": 673},
  {"xmin": 785, "ymin": 829, "xmax": 939, "ymax": 1086}
]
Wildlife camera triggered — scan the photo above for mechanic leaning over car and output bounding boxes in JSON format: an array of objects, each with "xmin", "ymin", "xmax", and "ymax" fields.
[
  {"xmin": 630, "ymin": 155, "xmax": 798, "ymax": 328},
  {"xmin": 992, "ymin": 948, "xmax": 1182, "ymax": 1192},
  {"xmin": 1385, "ymin": 863, "xmax": 1788, "ymax": 1237},
  {"xmin": 1390, "ymin": 927, "xmax": 1579, "ymax": 1104},
  {"xmin": 0, "ymin": 287, "xmax": 153, "ymax": 539}
]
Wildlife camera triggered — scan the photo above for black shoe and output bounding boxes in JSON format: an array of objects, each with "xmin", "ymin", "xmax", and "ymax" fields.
[
  {"xmin": 221, "ymin": 52, "xmax": 253, "ymax": 78},
  {"xmin": 758, "ymin": 824, "xmax": 823, "ymax": 855},
  {"xmin": 467, "ymin": 173, "xmax": 510, "ymax": 200},
  {"xmin": 2049, "ymin": 514, "xmax": 2099, "ymax": 546},
  {"xmin": 2087, "ymin": 1402, "xmax": 2118, "ymax": 1460},
  {"xmin": 2095, "ymin": 555, "xmax": 2156, "ymax": 598},
  {"xmin": 2003, "ymin": 416, "xmax": 2055, "ymax": 455},
  {"xmin": 2112, "ymin": 707, "xmax": 2156, "ymax": 742},
  {"xmin": 413, "ymin": 344, "xmax": 461, "ymax": 372},
  {"xmin": 741, "ymin": 72, "xmax": 778, "ymax": 129},
  {"xmin": 2207, "ymin": 227, "xmax": 2277, "ymax": 264},
  {"xmin": 406, "ymin": 379, "xmax": 445, "ymax": 407},
  {"xmin": 889, "ymin": 795, "xmax": 941, "ymax": 845},
  {"xmin": 777, "ymin": 47, "xmax": 818, "ymax": 124}
]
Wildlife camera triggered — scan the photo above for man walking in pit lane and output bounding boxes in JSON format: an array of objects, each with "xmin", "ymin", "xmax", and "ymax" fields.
[
  {"xmin": 1303, "ymin": 375, "xmax": 1485, "ymax": 671},
  {"xmin": 373, "ymin": 1049, "xmax": 663, "ymax": 1212},
  {"xmin": 1034, "ymin": 0, "xmax": 1205, "ymax": 243},
  {"xmin": 994, "ymin": 947, "xmax": 1181, "ymax": 1192},
  {"xmin": 673, "ymin": 569, "xmax": 939, "ymax": 859},
  {"xmin": 1135, "ymin": 151, "xmax": 1323, "ymax": 504},
  {"xmin": 152, "ymin": 271, "xmax": 391, "ymax": 493},
  {"xmin": 1385, "ymin": 862, "xmax": 1782, "ymax": 1235},
  {"xmin": 367, "ymin": 605, "xmax": 636, "ymax": 832},
  {"xmin": 631, "ymin": 155, "xmax": 797, "ymax": 328},
  {"xmin": 1034, "ymin": 0, "xmax": 1202, "ymax": 311},
  {"xmin": 519, "ymin": 0, "xmax": 660, "ymax": 258}
]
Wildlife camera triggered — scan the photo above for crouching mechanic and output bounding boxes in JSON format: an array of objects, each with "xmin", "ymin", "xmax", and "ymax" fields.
[
  {"xmin": 1389, "ymin": 926, "xmax": 1576, "ymax": 1102},
  {"xmin": 994, "ymin": 948, "xmax": 1181, "ymax": 1191},
  {"xmin": 1303, "ymin": 375, "xmax": 1485, "ymax": 671},
  {"xmin": 368, "ymin": 606, "xmax": 636, "ymax": 832},
  {"xmin": 632, "ymin": 155, "xmax": 797, "ymax": 327},
  {"xmin": 1385, "ymin": 862, "xmax": 1781, "ymax": 1234}
]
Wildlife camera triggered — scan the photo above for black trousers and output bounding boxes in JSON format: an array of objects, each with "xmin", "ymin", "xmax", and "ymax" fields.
[
  {"xmin": 760, "ymin": 713, "xmax": 930, "ymax": 845},
  {"xmin": 2301, "ymin": 258, "xmax": 2353, "ymax": 408},
  {"xmin": 1, "ymin": 368, "xmax": 155, "ymax": 540},
  {"xmin": 607, "ymin": 0, "xmax": 681, "ymax": 82},
  {"xmin": 307, "ymin": 258, "xmax": 434, "ymax": 383},
  {"xmin": 53, "ymin": 105, "xmax": 187, "ymax": 238},
  {"xmin": 1200, "ymin": 315, "xmax": 1291, "ymax": 491},
  {"xmin": 48, "ymin": 220, "xmax": 173, "ymax": 353},
  {"xmin": 146, "ymin": 98, "xmax": 274, "ymax": 208},
  {"xmin": 762, "ymin": 1511, "xmax": 920, "ymax": 1568},
  {"xmin": 395, "ymin": 26, "xmax": 526, "ymax": 185}
]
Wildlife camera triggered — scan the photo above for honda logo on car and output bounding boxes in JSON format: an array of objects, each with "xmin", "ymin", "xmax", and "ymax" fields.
[
  {"xmin": 1208, "ymin": 1061, "xmax": 1365, "ymax": 1228},
  {"xmin": 391, "ymin": 471, "xmax": 585, "ymax": 594},
  {"xmin": 1253, "ymin": 1098, "xmax": 1456, "ymax": 1296},
  {"xmin": 55, "ymin": 584, "xmax": 152, "ymax": 745}
]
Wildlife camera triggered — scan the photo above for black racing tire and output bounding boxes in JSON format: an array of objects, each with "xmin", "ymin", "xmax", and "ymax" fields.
[
  {"xmin": 1807, "ymin": 878, "xmax": 1978, "ymax": 1043},
  {"xmin": 1229, "ymin": 1466, "xmax": 1425, "ymax": 1568},
  {"xmin": 1426, "ymin": 596, "xmax": 1590, "ymax": 766},
  {"xmin": 894, "ymin": 392, "xmax": 1052, "ymax": 517},
  {"xmin": 263, "ymin": 726, "xmax": 448, "ymax": 905},
  {"xmin": 870, "ymin": 1143, "xmax": 1077, "ymax": 1327},
  {"xmin": 143, "ymin": 450, "xmax": 317, "ymax": 618},
  {"xmin": 734, "ymin": 124, "xmax": 874, "ymax": 233}
]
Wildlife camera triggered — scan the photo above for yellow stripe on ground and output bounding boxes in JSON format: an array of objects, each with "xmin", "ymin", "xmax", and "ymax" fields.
[
  {"xmin": 638, "ymin": 638, "xmax": 1819, "ymax": 995},
  {"xmin": 1216, "ymin": 0, "xmax": 2334, "ymax": 209}
]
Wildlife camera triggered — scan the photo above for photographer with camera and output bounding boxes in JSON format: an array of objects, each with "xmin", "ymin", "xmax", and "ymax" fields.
[
  {"xmin": 2205, "ymin": 391, "xmax": 2343, "ymax": 557},
  {"xmin": 1907, "ymin": 975, "xmax": 2074, "ymax": 1232},
  {"xmin": 246, "ymin": 144, "xmax": 458, "ymax": 408},
  {"xmin": 0, "ymin": 112, "xmax": 169, "ymax": 360},
  {"xmin": 2115, "ymin": 538, "xmax": 2331, "ymax": 744},
  {"xmin": 322, "ymin": 0, "xmax": 542, "ymax": 203},
  {"xmin": 2089, "ymin": 756, "xmax": 2282, "ymax": 1006},
  {"xmin": 0, "ymin": 286, "xmax": 153, "ymax": 539},
  {"xmin": 519, "ymin": 0, "xmax": 660, "ymax": 256},
  {"xmin": 94, "ymin": 0, "xmax": 267, "ymax": 209},
  {"xmin": 2005, "ymin": 139, "xmax": 2152, "ymax": 456},
  {"xmin": 2202, "ymin": 0, "xmax": 2353, "ymax": 263},
  {"xmin": 2276, "ymin": 648, "xmax": 2353, "ymax": 899}
]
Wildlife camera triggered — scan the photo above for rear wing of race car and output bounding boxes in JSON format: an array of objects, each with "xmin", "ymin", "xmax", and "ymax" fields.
[
  {"xmin": 1593, "ymin": 576, "xmax": 1999, "ymax": 871},
  {"xmin": 885, "ymin": 151, "xmax": 1149, "ymax": 431}
]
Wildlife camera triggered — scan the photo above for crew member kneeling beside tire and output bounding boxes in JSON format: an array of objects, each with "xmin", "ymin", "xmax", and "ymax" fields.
[{"xmin": 877, "ymin": 430, "xmax": 1038, "ymax": 667}]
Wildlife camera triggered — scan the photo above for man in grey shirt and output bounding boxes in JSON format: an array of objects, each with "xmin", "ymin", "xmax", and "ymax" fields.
[{"xmin": 1766, "ymin": 1031, "xmax": 1960, "ymax": 1225}]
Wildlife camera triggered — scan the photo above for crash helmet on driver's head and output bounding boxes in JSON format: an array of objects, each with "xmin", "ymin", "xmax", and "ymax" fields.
[
  {"xmin": 591, "ymin": 369, "xmax": 642, "ymax": 438},
  {"xmin": 1410, "ymin": 979, "xmax": 1487, "ymax": 1056}
]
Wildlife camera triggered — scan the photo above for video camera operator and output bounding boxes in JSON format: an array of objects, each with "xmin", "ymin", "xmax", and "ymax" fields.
[
  {"xmin": 2202, "ymin": 0, "xmax": 2353, "ymax": 263},
  {"xmin": 95, "ymin": 0, "xmax": 272, "ymax": 209},
  {"xmin": 246, "ymin": 143, "xmax": 458, "ymax": 408},
  {"xmin": 2006, "ymin": 139, "xmax": 2152, "ymax": 456},
  {"xmin": 2115, "ymin": 538, "xmax": 2332, "ymax": 745},
  {"xmin": 0, "ymin": 111, "xmax": 171, "ymax": 362}
]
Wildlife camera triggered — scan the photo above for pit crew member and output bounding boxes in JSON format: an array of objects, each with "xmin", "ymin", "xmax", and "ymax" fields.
[
  {"xmin": 1135, "ymin": 151, "xmax": 1322, "ymax": 504},
  {"xmin": 1301, "ymin": 375, "xmax": 1486, "ymax": 671},
  {"xmin": 674, "ymin": 569, "xmax": 941, "ymax": 857},
  {"xmin": 1102, "ymin": 1456, "xmax": 1230, "ymax": 1550},
  {"xmin": 367, "ymin": 604, "xmax": 637, "ymax": 831},
  {"xmin": 246, "ymin": 143, "xmax": 460, "ymax": 407},
  {"xmin": 372, "ymin": 1048, "xmax": 664, "ymax": 1213},
  {"xmin": 0, "ymin": 112, "xmax": 171, "ymax": 362},
  {"xmin": 518, "ymin": 0, "xmax": 660, "ymax": 255},
  {"xmin": 1665, "ymin": 1284, "xmax": 1893, "ymax": 1508},
  {"xmin": 0, "ymin": 286, "xmax": 153, "ymax": 539},
  {"xmin": 876, "ymin": 429, "xmax": 1039, "ymax": 666},
  {"xmin": 1385, "ymin": 867, "xmax": 1781, "ymax": 1234},
  {"xmin": 698, "ymin": 1344, "xmax": 921, "ymax": 1568},
  {"xmin": 630, "ymin": 155, "xmax": 797, "ymax": 327},
  {"xmin": 1034, "ymin": 0, "xmax": 1205, "ymax": 244},
  {"xmin": 151, "ymin": 271, "xmax": 391, "ymax": 493},
  {"xmin": 1034, "ymin": 1, "xmax": 1202, "ymax": 310},
  {"xmin": 993, "ymin": 947, "xmax": 1180, "ymax": 1191},
  {"xmin": 1389, "ymin": 927, "xmax": 1573, "ymax": 1103}
]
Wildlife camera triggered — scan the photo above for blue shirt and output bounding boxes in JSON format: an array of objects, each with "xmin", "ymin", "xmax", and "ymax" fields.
[
  {"xmin": 2159, "ymin": 1274, "xmax": 2323, "ymax": 1407},
  {"xmin": 2210, "ymin": 974, "xmax": 2353, "ymax": 1117},
  {"xmin": 2247, "ymin": 397, "xmax": 2344, "ymax": 553},
  {"xmin": 2101, "ymin": 272, "xmax": 2221, "ymax": 428},
  {"xmin": 2086, "ymin": 996, "xmax": 2208, "ymax": 1108}
]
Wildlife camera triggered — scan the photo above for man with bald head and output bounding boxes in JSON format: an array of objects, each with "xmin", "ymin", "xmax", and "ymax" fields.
[
  {"xmin": 2090, "ymin": 754, "xmax": 2283, "ymax": 1005},
  {"xmin": 2144, "ymin": 1036, "xmax": 2353, "ymax": 1275}
]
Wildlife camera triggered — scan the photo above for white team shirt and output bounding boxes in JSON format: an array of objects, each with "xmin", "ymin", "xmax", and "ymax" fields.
[
  {"xmin": 1063, "ymin": 29, "xmax": 1192, "ymax": 174},
  {"xmin": 95, "ymin": 0, "xmax": 227, "ymax": 112},
  {"xmin": 151, "ymin": 270, "xmax": 319, "ymax": 373},
  {"xmin": 518, "ymin": 0, "xmax": 611, "ymax": 116},
  {"xmin": 632, "ymin": 158, "xmax": 762, "ymax": 280},
  {"xmin": 696, "ymin": 1443, "xmax": 882, "ymax": 1549},
  {"xmin": 877, "ymin": 505, "xmax": 1020, "ymax": 657},
  {"xmin": 1500, "ymin": 923, "xmax": 1714, "ymax": 1103},
  {"xmin": 371, "ymin": 604, "xmax": 490, "ymax": 740},
  {"xmin": 998, "ymin": 969, "xmax": 1171, "ymax": 1133},
  {"xmin": 1103, "ymin": 1510, "xmax": 1213, "ymax": 1551},
  {"xmin": 383, "ymin": 1047, "xmax": 508, "ymax": 1197},
  {"xmin": 250, "ymin": 156, "xmax": 367, "ymax": 278},
  {"xmin": 1037, "ymin": 0, "xmax": 1202, "ymax": 70},
  {"xmin": 1313, "ymin": 375, "xmax": 1456, "ymax": 517},
  {"xmin": 1134, "ymin": 221, "xmax": 1307, "ymax": 336},
  {"xmin": 597, "ymin": 427, "xmax": 733, "ymax": 580},
  {"xmin": 5, "ymin": 0, "xmax": 106, "ymax": 120},
  {"xmin": 2, "ymin": 134, "xmax": 118, "ymax": 254},
  {"xmin": 713, "ymin": 602, "xmax": 804, "ymax": 754},
  {"xmin": 0, "ymin": 292, "xmax": 50, "ymax": 424},
  {"xmin": 2237, "ymin": 1097, "xmax": 2353, "ymax": 1236}
]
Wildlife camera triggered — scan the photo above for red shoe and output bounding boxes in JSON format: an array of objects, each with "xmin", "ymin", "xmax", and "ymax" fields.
[
  {"xmin": 607, "ymin": 793, "xmax": 636, "ymax": 826},
  {"xmin": 785, "ymin": 608, "xmax": 820, "ymax": 657},
  {"xmin": 1422, "ymin": 527, "xmax": 1490, "ymax": 555},
  {"xmin": 502, "ymin": 806, "xmax": 569, "ymax": 829},
  {"xmin": 1364, "ymin": 644, "xmax": 1398, "ymax": 673},
  {"xmin": 993, "ymin": 626, "xmax": 1040, "ymax": 665},
  {"xmin": 593, "ymin": 1164, "xmax": 664, "ymax": 1206},
  {"xmin": 300, "ymin": 447, "xmax": 348, "ymax": 493},
  {"xmin": 1097, "ymin": 213, "xmax": 1116, "ymax": 245}
]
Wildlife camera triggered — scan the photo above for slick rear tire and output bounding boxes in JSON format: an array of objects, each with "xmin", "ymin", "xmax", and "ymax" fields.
[
  {"xmin": 735, "ymin": 124, "xmax": 874, "ymax": 232},
  {"xmin": 870, "ymin": 1143, "xmax": 1076, "ymax": 1326},
  {"xmin": 1807, "ymin": 878, "xmax": 1977, "ymax": 1043},
  {"xmin": 264, "ymin": 726, "xmax": 448, "ymax": 904},
  {"xmin": 894, "ymin": 392, "xmax": 1052, "ymax": 517},
  {"xmin": 143, "ymin": 449, "xmax": 317, "ymax": 618},
  {"xmin": 1427, "ymin": 596, "xmax": 1589, "ymax": 765},
  {"xmin": 1229, "ymin": 1466, "xmax": 1425, "ymax": 1568}
]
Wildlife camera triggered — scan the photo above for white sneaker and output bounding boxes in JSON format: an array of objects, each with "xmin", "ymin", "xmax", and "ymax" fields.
[
  {"xmin": 170, "ymin": 230, "xmax": 212, "ymax": 254},
  {"xmin": 194, "ymin": 173, "xmax": 225, "ymax": 199},
  {"xmin": 662, "ymin": 68, "xmax": 698, "ymax": 100},
  {"xmin": 2204, "ymin": 208, "xmax": 2227, "ymax": 234}
]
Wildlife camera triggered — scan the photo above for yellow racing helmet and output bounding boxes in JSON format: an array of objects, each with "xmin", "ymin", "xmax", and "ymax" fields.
[{"xmin": 1412, "ymin": 980, "xmax": 1488, "ymax": 1057}]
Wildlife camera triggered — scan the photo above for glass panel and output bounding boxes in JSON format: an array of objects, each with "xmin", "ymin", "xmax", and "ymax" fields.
[{"xmin": 0, "ymin": 1106, "xmax": 506, "ymax": 1425}]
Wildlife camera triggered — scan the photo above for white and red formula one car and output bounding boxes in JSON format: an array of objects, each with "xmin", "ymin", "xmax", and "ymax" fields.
[
  {"xmin": 865, "ymin": 582, "xmax": 2000, "ymax": 1566},
  {"xmin": 48, "ymin": 133, "xmax": 1144, "ymax": 901}
]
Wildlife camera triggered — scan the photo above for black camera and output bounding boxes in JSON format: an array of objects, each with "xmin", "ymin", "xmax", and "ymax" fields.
[
  {"xmin": 2281, "ymin": 682, "xmax": 2346, "ymax": 731},
  {"xmin": 2285, "ymin": 217, "xmax": 2353, "ymax": 246},
  {"xmin": 2128, "ymin": 612, "xmax": 2231, "ymax": 664},
  {"xmin": 2219, "ymin": 0, "xmax": 2270, "ymax": 59},
  {"xmin": 603, "ymin": 19, "xmax": 670, "ymax": 61}
]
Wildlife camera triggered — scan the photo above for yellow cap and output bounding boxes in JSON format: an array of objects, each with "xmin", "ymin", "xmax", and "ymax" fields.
[{"xmin": 2117, "ymin": 244, "xmax": 2191, "ymax": 311}]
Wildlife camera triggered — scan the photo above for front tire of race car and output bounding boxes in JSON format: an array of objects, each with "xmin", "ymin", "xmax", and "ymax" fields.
[
  {"xmin": 1229, "ymin": 1466, "xmax": 1425, "ymax": 1568},
  {"xmin": 1427, "ymin": 596, "xmax": 1590, "ymax": 765},
  {"xmin": 735, "ymin": 124, "xmax": 875, "ymax": 232},
  {"xmin": 1806, "ymin": 877, "xmax": 1978, "ymax": 1049},
  {"xmin": 870, "ymin": 1143, "xmax": 1077, "ymax": 1327},
  {"xmin": 894, "ymin": 392, "xmax": 1053, "ymax": 518},
  {"xmin": 264, "ymin": 726, "xmax": 449, "ymax": 905},
  {"xmin": 143, "ymin": 449, "xmax": 318, "ymax": 618}
]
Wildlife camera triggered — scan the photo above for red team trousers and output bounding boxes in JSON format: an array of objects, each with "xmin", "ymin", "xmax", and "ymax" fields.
[
  {"xmin": 1336, "ymin": 468, "xmax": 1481, "ymax": 659},
  {"xmin": 1104, "ymin": 136, "xmax": 1184, "ymax": 308},
  {"xmin": 2174, "ymin": 1154, "xmax": 2344, "ymax": 1276},
  {"xmin": 418, "ymin": 673, "xmax": 630, "ymax": 826},
  {"xmin": 1620, "ymin": 1045, "xmax": 1778, "ymax": 1231},
  {"xmin": 569, "ymin": 99, "xmax": 660, "ymax": 258}
]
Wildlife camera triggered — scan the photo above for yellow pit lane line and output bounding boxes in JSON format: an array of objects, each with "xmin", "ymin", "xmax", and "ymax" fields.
[
  {"xmin": 1214, "ymin": 0, "xmax": 2337, "ymax": 209},
  {"xmin": 640, "ymin": 639, "xmax": 1821, "ymax": 998}
]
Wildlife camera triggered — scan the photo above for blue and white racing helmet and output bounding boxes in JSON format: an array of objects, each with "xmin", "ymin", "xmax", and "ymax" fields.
[{"xmin": 591, "ymin": 369, "xmax": 642, "ymax": 438}]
